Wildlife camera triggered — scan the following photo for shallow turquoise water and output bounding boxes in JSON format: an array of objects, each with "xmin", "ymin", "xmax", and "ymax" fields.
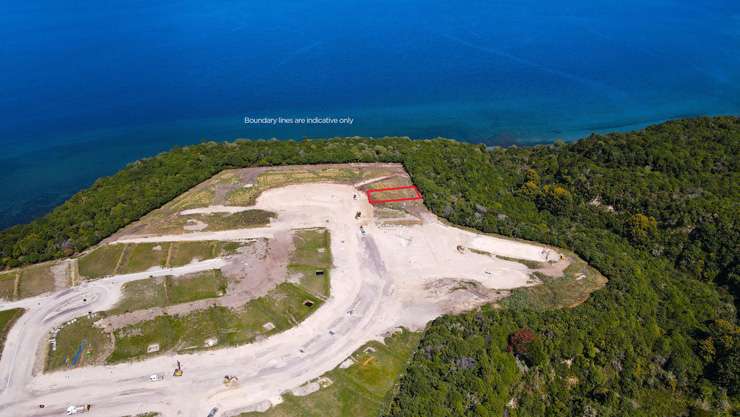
[{"xmin": 1, "ymin": 0, "xmax": 739, "ymax": 227}]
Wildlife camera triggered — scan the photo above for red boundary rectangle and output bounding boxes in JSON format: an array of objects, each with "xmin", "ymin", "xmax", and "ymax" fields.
[{"xmin": 366, "ymin": 185, "xmax": 423, "ymax": 204}]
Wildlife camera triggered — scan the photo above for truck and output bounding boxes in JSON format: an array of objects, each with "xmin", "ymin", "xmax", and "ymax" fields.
[
  {"xmin": 149, "ymin": 373, "xmax": 165, "ymax": 382},
  {"xmin": 65, "ymin": 405, "xmax": 91, "ymax": 415}
]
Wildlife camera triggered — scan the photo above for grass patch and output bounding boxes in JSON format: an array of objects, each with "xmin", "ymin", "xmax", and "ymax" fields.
[
  {"xmin": 162, "ymin": 241, "xmax": 243, "ymax": 269},
  {"xmin": 78, "ymin": 244, "xmax": 126, "ymax": 279},
  {"xmin": 107, "ymin": 282, "xmax": 322, "ymax": 363},
  {"xmin": 0, "ymin": 308, "xmax": 24, "ymax": 360},
  {"xmin": 0, "ymin": 271, "xmax": 17, "ymax": 300},
  {"xmin": 118, "ymin": 243, "xmax": 168, "ymax": 274},
  {"xmin": 46, "ymin": 315, "xmax": 110, "ymax": 371},
  {"xmin": 167, "ymin": 270, "xmax": 227, "ymax": 304},
  {"xmin": 239, "ymin": 330, "xmax": 422, "ymax": 417},
  {"xmin": 110, "ymin": 270, "xmax": 227, "ymax": 314},
  {"xmin": 80, "ymin": 241, "xmax": 242, "ymax": 280},
  {"xmin": 289, "ymin": 229, "xmax": 332, "ymax": 298},
  {"xmin": 501, "ymin": 254, "xmax": 608, "ymax": 310},
  {"xmin": 17, "ymin": 263, "xmax": 55, "ymax": 298},
  {"xmin": 186, "ymin": 209, "xmax": 275, "ymax": 231}
]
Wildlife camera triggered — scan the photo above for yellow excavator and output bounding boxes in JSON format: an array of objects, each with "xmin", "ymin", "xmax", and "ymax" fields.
[
  {"xmin": 173, "ymin": 360, "xmax": 183, "ymax": 377},
  {"xmin": 223, "ymin": 375, "xmax": 239, "ymax": 386}
]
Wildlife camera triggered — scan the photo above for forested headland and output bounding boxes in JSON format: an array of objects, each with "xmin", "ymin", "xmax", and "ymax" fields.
[{"xmin": 1, "ymin": 116, "xmax": 737, "ymax": 416}]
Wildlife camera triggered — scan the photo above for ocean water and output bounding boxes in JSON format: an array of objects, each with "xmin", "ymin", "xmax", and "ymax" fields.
[{"xmin": 1, "ymin": 0, "xmax": 739, "ymax": 228}]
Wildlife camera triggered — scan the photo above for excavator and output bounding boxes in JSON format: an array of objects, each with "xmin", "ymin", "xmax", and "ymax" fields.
[
  {"xmin": 173, "ymin": 360, "xmax": 183, "ymax": 377},
  {"xmin": 223, "ymin": 375, "xmax": 239, "ymax": 386}
]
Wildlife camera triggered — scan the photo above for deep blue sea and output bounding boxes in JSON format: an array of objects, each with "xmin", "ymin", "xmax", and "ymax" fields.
[{"xmin": 1, "ymin": 0, "xmax": 739, "ymax": 228}]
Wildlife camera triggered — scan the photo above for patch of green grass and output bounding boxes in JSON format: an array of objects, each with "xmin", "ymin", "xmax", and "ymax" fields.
[
  {"xmin": 501, "ymin": 255, "xmax": 607, "ymax": 310},
  {"xmin": 169, "ymin": 241, "xmax": 218, "ymax": 267},
  {"xmin": 110, "ymin": 270, "xmax": 227, "ymax": 314},
  {"xmin": 239, "ymin": 330, "xmax": 422, "ymax": 417},
  {"xmin": 190, "ymin": 209, "xmax": 276, "ymax": 231},
  {"xmin": 166, "ymin": 270, "xmax": 227, "ymax": 304},
  {"xmin": 46, "ymin": 315, "xmax": 110, "ymax": 371},
  {"xmin": 289, "ymin": 229, "xmax": 332, "ymax": 298},
  {"xmin": 78, "ymin": 244, "xmax": 126, "ymax": 279},
  {"xmin": 0, "ymin": 272, "xmax": 17, "ymax": 300},
  {"xmin": 110, "ymin": 277, "xmax": 168, "ymax": 314},
  {"xmin": 0, "ymin": 308, "xmax": 24, "ymax": 360},
  {"xmin": 107, "ymin": 282, "xmax": 323, "ymax": 363},
  {"xmin": 118, "ymin": 243, "xmax": 168, "ymax": 274}
]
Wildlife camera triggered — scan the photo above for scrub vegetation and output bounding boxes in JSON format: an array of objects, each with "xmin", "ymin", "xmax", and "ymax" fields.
[
  {"xmin": 0, "ymin": 308, "xmax": 24, "ymax": 360},
  {"xmin": 0, "ymin": 116, "xmax": 737, "ymax": 415}
]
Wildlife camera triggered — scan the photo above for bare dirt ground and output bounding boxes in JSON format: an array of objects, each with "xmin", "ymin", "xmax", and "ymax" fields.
[{"xmin": 0, "ymin": 163, "xmax": 603, "ymax": 417}]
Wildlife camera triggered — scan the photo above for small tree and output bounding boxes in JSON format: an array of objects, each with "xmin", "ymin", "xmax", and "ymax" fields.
[{"xmin": 508, "ymin": 328, "xmax": 536, "ymax": 355}]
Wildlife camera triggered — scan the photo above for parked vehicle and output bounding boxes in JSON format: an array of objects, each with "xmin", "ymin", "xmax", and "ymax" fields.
[{"xmin": 65, "ymin": 404, "xmax": 91, "ymax": 415}]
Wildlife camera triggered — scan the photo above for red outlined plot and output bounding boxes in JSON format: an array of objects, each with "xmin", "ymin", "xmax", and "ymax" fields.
[{"xmin": 366, "ymin": 185, "xmax": 423, "ymax": 204}]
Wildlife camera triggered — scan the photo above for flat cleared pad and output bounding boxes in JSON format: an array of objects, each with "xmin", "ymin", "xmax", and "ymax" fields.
[
  {"xmin": 78, "ymin": 241, "xmax": 242, "ymax": 279},
  {"xmin": 78, "ymin": 244, "xmax": 125, "ymax": 279},
  {"xmin": 239, "ymin": 330, "xmax": 421, "ymax": 417},
  {"xmin": 0, "ymin": 272, "xmax": 15, "ymax": 300},
  {"xmin": 110, "ymin": 164, "xmax": 402, "ymax": 237},
  {"xmin": 0, "ymin": 263, "xmax": 59, "ymax": 301},
  {"xmin": 110, "ymin": 270, "xmax": 227, "ymax": 314},
  {"xmin": 289, "ymin": 229, "xmax": 332, "ymax": 298}
]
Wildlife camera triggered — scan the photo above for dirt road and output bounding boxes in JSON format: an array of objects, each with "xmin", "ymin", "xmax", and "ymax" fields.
[{"xmin": 0, "ymin": 183, "xmax": 562, "ymax": 417}]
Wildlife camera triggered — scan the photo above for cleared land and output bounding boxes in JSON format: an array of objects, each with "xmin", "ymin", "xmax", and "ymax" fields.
[
  {"xmin": 53, "ymin": 227, "xmax": 332, "ymax": 366},
  {"xmin": 110, "ymin": 270, "xmax": 227, "ymax": 314},
  {"xmin": 0, "ymin": 163, "xmax": 605, "ymax": 417},
  {"xmin": 502, "ymin": 250, "xmax": 608, "ymax": 310},
  {"xmin": 239, "ymin": 330, "xmax": 421, "ymax": 417},
  {"xmin": 0, "ymin": 262, "xmax": 62, "ymax": 301},
  {"xmin": 78, "ymin": 241, "xmax": 242, "ymax": 279}
]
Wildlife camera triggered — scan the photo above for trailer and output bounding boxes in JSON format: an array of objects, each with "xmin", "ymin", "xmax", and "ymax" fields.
[{"xmin": 65, "ymin": 404, "xmax": 91, "ymax": 415}]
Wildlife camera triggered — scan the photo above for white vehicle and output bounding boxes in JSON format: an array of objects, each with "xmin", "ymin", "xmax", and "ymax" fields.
[
  {"xmin": 65, "ymin": 404, "xmax": 90, "ymax": 415},
  {"xmin": 149, "ymin": 373, "xmax": 165, "ymax": 382}
]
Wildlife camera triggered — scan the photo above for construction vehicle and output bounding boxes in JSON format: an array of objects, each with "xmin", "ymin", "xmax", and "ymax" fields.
[
  {"xmin": 65, "ymin": 404, "xmax": 91, "ymax": 415},
  {"xmin": 355, "ymin": 211, "xmax": 362, "ymax": 219},
  {"xmin": 360, "ymin": 226, "xmax": 366, "ymax": 235},
  {"xmin": 223, "ymin": 375, "xmax": 239, "ymax": 386},
  {"xmin": 173, "ymin": 360, "xmax": 183, "ymax": 377},
  {"xmin": 149, "ymin": 373, "xmax": 165, "ymax": 382}
]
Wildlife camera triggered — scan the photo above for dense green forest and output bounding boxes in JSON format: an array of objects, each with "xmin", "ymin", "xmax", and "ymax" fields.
[{"xmin": 0, "ymin": 116, "xmax": 737, "ymax": 415}]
